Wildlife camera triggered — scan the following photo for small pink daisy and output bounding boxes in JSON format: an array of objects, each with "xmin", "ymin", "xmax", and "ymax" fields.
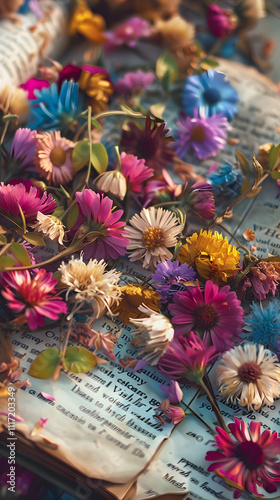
[
  {"xmin": 1, "ymin": 269, "xmax": 67, "ymax": 330},
  {"xmin": 115, "ymin": 70, "xmax": 155, "ymax": 95},
  {"xmin": 74, "ymin": 189, "xmax": 129, "ymax": 261},
  {"xmin": 105, "ymin": 17, "xmax": 151, "ymax": 51},
  {"xmin": 35, "ymin": 131, "xmax": 75, "ymax": 186},
  {"xmin": 119, "ymin": 151, "xmax": 154, "ymax": 193},
  {"xmin": 169, "ymin": 280, "xmax": 244, "ymax": 353}
]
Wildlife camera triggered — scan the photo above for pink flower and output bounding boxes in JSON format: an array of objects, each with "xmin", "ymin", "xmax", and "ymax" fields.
[
  {"xmin": 206, "ymin": 419, "xmax": 280, "ymax": 498},
  {"xmin": 184, "ymin": 182, "xmax": 215, "ymax": 220},
  {"xmin": 105, "ymin": 17, "xmax": 151, "ymax": 51},
  {"xmin": 74, "ymin": 190, "xmax": 129, "ymax": 261},
  {"xmin": 0, "ymin": 182, "xmax": 56, "ymax": 226},
  {"xmin": 169, "ymin": 280, "xmax": 243, "ymax": 353},
  {"xmin": 71, "ymin": 322, "xmax": 118, "ymax": 361},
  {"xmin": 21, "ymin": 78, "xmax": 50, "ymax": 100},
  {"xmin": 157, "ymin": 332, "xmax": 216, "ymax": 383},
  {"xmin": 237, "ymin": 260, "xmax": 280, "ymax": 301},
  {"xmin": 119, "ymin": 151, "xmax": 154, "ymax": 193},
  {"xmin": 57, "ymin": 64, "xmax": 110, "ymax": 87},
  {"xmin": 10, "ymin": 128, "xmax": 37, "ymax": 169},
  {"xmin": 115, "ymin": 70, "xmax": 154, "ymax": 94},
  {"xmin": 206, "ymin": 4, "xmax": 236, "ymax": 39},
  {"xmin": 1, "ymin": 269, "xmax": 67, "ymax": 330},
  {"xmin": 35, "ymin": 131, "xmax": 75, "ymax": 186},
  {"xmin": 136, "ymin": 169, "xmax": 182, "ymax": 208},
  {"xmin": 160, "ymin": 380, "xmax": 183, "ymax": 403},
  {"xmin": 155, "ymin": 399, "xmax": 185, "ymax": 425}
]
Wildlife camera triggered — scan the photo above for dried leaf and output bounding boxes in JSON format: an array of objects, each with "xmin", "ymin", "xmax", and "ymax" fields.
[
  {"xmin": 252, "ymin": 152, "xmax": 263, "ymax": 186},
  {"xmin": 243, "ymin": 228, "xmax": 255, "ymax": 241},
  {"xmin": 236, "ymin": 150, "xmax": 250, "ymax": 175}
]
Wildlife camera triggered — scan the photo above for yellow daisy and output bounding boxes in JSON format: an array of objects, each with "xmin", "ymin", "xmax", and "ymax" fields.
[
  {"xmin": 111, "ymin": 284, "xmax": 160, "ymax": 325},
  {"xmin": 178, "ymin": 229, "xmax": 240, "ymax": 283}
]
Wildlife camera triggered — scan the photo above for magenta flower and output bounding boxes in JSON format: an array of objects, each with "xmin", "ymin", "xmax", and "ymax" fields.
[
  {"xmin": 1, "ymin": 269, "xmax": 67, "ymax": 330},
  {"xmin": 0, "ymin": 182, "xmax": 56, "ymax": 226},
  {"xmin": 207, "ymin": 4, "xmax": 236, "ymax": 38},
  {"xmin": 237, "ymin": 260, "xmax": 280, "ymax": 301},
  {"xmin": 184, "ymin": 182, "xmax": 216, "ymax": 220},
  {"xmin": 10, "ymin": 128, "xmax": 37, "ymax": 169},
  {"xmin": 57, "ymin": 63, "xmax": 111, "ymax": 87},
  {"xmin": 136, "ymin": 169, "xmax": 182, "ymax": 208},
  {"xmin": 74, "ymin": 189, "xmax": 129, "ymax": 261},
  {"xmin": 21, "ymin": 78, "xmax": 50, "ymax": 100},
  {"xmin": 169, "ymin": 280, "xmax": 244, "ymax": 353},
  {"xmin": 206, "ymin": 419, "xmax": 280, "ymax": 498},
  {"xmin": 155, "ymin": 399, "xmax": 185, "ymax": 425},
  {"xmin": 121, "ymin": 117, "xmax": 175, "ymax": 171},
  {"xmin": 160, "ymin": 380, "xmax": 183, "ymax": 404},
  {"xmin": 105, "ymin": 17, "xmax": 151, "ymax": 51},
  {"xmin": 115, "ymin": 70, "xmax": 154, "ymax": 94},
  {"xmin": 157, "ymin": 332, "xmax": 216, "ymax": 383},
  {"xmin": 119, "ymin": 151, "xmax": 154, "ymax": 193},
  {"xmin": 175, "ymin": 111, "xmax": 228, "ymax": 160}
]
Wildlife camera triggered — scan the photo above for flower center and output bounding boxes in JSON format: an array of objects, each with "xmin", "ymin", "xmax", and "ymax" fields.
[
  {"xmin": 50, "ymin": 147, "xmax": 67, "ymax": 167},
  {"xmin": 137, "ymin": 136, "xmax": 157, "ymax": 160},
  {"xmin": 203, "ymin": 88, "xmax": 221, "ymax": 105},
  {"xmin": 191, "ymin": 124, "xmax": 206, "ymax": 142},
  {"xmin": 194, "ymin": 304, "xmax": 218, "ymax": 330},
  {"xmin": 236, "ymin": 441, "xmax": 264, "ymax": 470},
  {"xmin": 143, "ymin": 227, "xmax": 165, "ymax": 248},
  {"xmin": 238, "ymin": 362, "xmax": 262, "ymax": 382}
]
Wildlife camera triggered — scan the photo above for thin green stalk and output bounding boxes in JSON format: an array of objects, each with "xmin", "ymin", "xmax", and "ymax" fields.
[{"xmin": 199, "ymin": 378, "xmax": 227, "ymax": 432}]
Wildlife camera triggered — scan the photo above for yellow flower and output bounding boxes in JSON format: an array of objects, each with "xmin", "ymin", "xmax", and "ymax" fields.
[
  {"xmin": 111, "ymin": 284, "xmax": 160, "ymax": 325},
  {"xmin": 78, "ymin": 70, "xmax": 114, "ymax": 114},
  {"xmin": 178, "ymin": 230, "xmax": 240, "ymax": 283},
  {"xmin": 69, "ymin": 1, "xmax": 106, "ymax": 44}
]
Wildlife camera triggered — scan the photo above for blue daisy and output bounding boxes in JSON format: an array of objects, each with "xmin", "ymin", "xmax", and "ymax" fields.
[
  {"xmin": 245, "ymin": 301, "xmax": 280, "ymax": 351},
  {"xmin": 29, "ymin": 80, "xmax": 81, "ymax": 132},
  {"xmin": 182, "ymin": 70, "xmax": 238, "ymax": 121},
  {"xmin": 208, "ymin": 162, "xmax": 243, "ymax": 197}
]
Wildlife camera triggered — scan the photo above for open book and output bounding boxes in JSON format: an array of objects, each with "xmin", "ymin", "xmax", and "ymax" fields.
[{"xmin": 1, "ymin": 61, "xmax": 280, "ymax": 500}]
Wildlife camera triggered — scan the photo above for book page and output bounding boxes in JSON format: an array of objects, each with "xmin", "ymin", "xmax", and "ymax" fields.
[{"xmin": 0, "ymin": 0, "xmax": 68, "ymax": 90}]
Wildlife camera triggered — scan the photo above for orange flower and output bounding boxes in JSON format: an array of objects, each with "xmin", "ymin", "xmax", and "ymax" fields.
[
  {"xmin": 111, "ymin": 284, "xmax": 160, "ymax": 325},
  {"xmin": 69, "ymin": 1, "xmax": 106, "ymax": 44}
]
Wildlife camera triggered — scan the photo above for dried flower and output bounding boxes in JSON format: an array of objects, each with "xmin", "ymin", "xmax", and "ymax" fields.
[
  {"xmin": 1, "ymin": 269, "xmax": 67, "ymax": 330},
  {"xmin": 206, "ymin": 5, "xmax": 237, "ymax": 39},
  {"xmin": 96, "ymin": 170, "xmax": 127, "ymax": 200},
  {"xmin": 9, "ymin": 127, "xmax": 37, "ymax": 169},
  {"xmin": 59, "ymin": 256, "xmax": 121, "ymax": 318},
  {"xmin": 111, "ymin": 284, "xmax": 160, "ymax": 325},
  {"xmin": 160, "ymin": 380, "xmax": 183, "ymax": 404},
  {"xmin": 243, "ymin": 228, "xmax": 255, "ymax": 241},
  {"xmin": 130, "ymin": 304, "xmax": 174, "ymax": 366},
  {"xmin": 154, "ymin": 15, "xmax": 195, "ymax": 51},
  {"xmin": 152, "ymin": 259, "xmax": 196, "ymax": 304},
  {"xmin": 71, "ymin": 323, "xmax": 118, "ymax": 361},
  {"xmin": 216, "ymin": 344, "xmax": 280, "ymax": 410},
  {"xmin": 245, "ymin": 301, "xmax": 280, "ymax": 351},
  {"xmin": 237, "ymin": 259, "xmax": 280, "ymax": 301},
  {"xmin": 35, "ymin": 131, "xmax": 75, "ymax": 186},
  {"xmin": 119, "ymin": 152, "xmax": 154, "ymax": 193},
  {"xmin": 126, "ymin": 207, "xmax": 183, "ymax": 269},
  {"xmin": 69, "ymin": 1, "xmax": 106, "ymax": 43},
  {"xmin": 0, "ymin": 85, "xmax": 29, "ymax": 118},
  {"xmin": 178, "ymin": 229, "xmax": 240, "ymax": 284},
  {"xmin": 105, "ymin": 17, "xmax": 151, "ymax": 51},
  {"xmin": 32, "ymin": 212, "xmax": 65, "ymax": 245},
  {"xmin": 155, "ymin": 400, "xmax": 185, "ymax": 425},
  {"xmin": 115, "ymin": 70, "xmax": 154, "ymax": 95},
  {"xmin": 169, "ymin": 280, "xmax": 243, "ymax": 353},
  {"xmin": 206, "ymin": 418, "xmax": 280, "ymax": 498}
]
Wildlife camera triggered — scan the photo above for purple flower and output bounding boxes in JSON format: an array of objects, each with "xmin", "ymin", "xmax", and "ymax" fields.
[
  {"xmin": 152, "ymin": 259, "xmax": 196, "ymax": 304},
  {"xmin": 115, "ymin": 70, "xmax": 155, "ymax": 94},
  {"xmin": 105, "ymin": 17, "xmax": 151, "ymax": 51},
  {"xmin": 175, "ymin": 111, "xmax": 228, "ymax": 160},
  {"xmin": 10, "ymin": 128, "xmax": 37, "ymax": 169},
  {"xmin": 182, "ymin": 182, "xmax": 215, "ymax": 220}
]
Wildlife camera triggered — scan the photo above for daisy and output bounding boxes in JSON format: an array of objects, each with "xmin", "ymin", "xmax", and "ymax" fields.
[
  {"xmin": 32, "ymin": 212, "xmax": 65, "ymax": 245},
  {"xmin": 74, "ymin": 189, "xmax": 129, "ymax": 261},
  {"xmin": 121, "ymin": 117, "xmax": 174, "ymax": 171},
  {"xmin": 59, "ymin": 256, "xmax": 122, "ymax": 318},
  {"xmin": 245, "ymin": 301, "xmax": 280, "ymax": 351},
  {"xmin": 216, "ymin": 344, "xmax": 280, "ymax": 410},
  {"xmin": 178, "ymin": 229, "xmax": 240, "ymax": 284},
  {"xmin": 169, "ymin": 280, "xmax": 244, "ymax": 352},
  {"xmin": 111, "ymin": 284, "xmax": 160, "ymax": 325},
  {"xmin": 206, "ymin": 418, "xmax": 280, "ymax": 498},
  {"xmin": 175, "ymin": 111, "xmax": 228, "ymax": 160},
  {"xmin": 35, "ymin": 131, "xmax": 75, "ymax": 186},
  {"xmin": 1, "ymin": 269, "xmax": 67, "ymax": 330},
  {"xmin": 130, "ymin": 305, "xmax": 175, "ymax": 366},
  {"xmin": 126, "ymin": 207, "xmax": 183, "ymax": 269}
]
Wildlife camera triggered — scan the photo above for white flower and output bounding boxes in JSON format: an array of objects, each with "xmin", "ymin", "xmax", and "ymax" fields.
[
  {"xmin": 216, "ymin": 343, "xmax": 280, "ymax": 410},
  {"xmin": 96, "ymin": 170, "xmax": 127, "ymax": 200},
  {"xmin": 33, "ymin": 212, "xmax": 65, "ymax": 245},
  {"xmin": 59, "ymin": 256, "xmax": 122, "ymax": 318},
  {"xmin": 130, "ymin": 305, "xmax": 174, "ymax": 366},
  {"xmin": 126, "ymin": 207, "xmax": 183, "ymax": 269}
]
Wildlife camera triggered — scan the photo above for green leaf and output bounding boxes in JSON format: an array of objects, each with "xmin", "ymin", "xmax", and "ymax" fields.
[
  {"xmin": 67, "ymin": 202, "xmax": 79, "ymax": 229},
  {"xmin": 2, "ymin": 114, "xmax": 18, "ymax": 122},
  {"xmin": 28, "ymin": 348, "xmax": 61, "ymax": 379},
  {"xmin": 91, "ymin": 119, "xmax": 102, "ymax": 131},
  {"xmin": 60, "ymin": 185, "xmax": 72, "ymax": 200},
  {"xmin": 72, "ymin": 141, "xmax": 90, "ymax": 172},
  {"xmin": 269, "ymin": 144, "xmax": 280, "ymax": 171},
  {"xmin": 23, "ymin": 232, "xmax": 46, "ymax": 246},
  {"xmin": 0, "ymin": 255, "xmax": 17, "ymax": 270},
  {"xmin": 64, "ymin": 346, "xmax": 97, "ymax": 373},
  {"xmin": 52, "ymin": 206, "xmax": 65, "ymax": 218},
  {"xmin": 11, "ymin": 242, "xmax": 31, "ymax": 266},
  {"xmin": 91, "ymin": 143, "xmax": 108, "ymax": 174},
  {"xmin": 236, "ymin": 150, "xmax": 250, "ymax": 175},
  {"xmin": 161, "ymin": 71, "xmax": 170, "ymax": 93},
  {"xmin": 156, "ymin": 53, "xmax": 178, "ymax": 84},
  {"xmin": 271, "ymin": 170, "xmax": 280, "ymax": 179},
  {"xmin": 201, "ymin": 58, "xmax": 219, "ymax": 68}
]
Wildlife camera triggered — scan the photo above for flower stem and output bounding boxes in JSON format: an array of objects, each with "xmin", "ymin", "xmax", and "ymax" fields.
[
  {"xmin": 181, "ymin": 400, "xmax": 216, "ymax": 435},
  {"xmin": 199, "ymin": 378, "xmax": 227, "ymax": 432},
  {"xmin": 217, "ymin": 223, "xmax": 251, "ymax": 255}
]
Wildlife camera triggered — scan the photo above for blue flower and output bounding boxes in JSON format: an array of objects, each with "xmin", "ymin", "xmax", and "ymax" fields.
[
  {"xmin": 208, "ymin": 162, "xmax": 243, "ymax": 198},
  {"xmin": 182, "ymin": 70, "xmax": 238, "ymax": 121},
  {"xmin": 245, "ymin": 301, "xmax": 280, "ymax": 350},
  {"xmin": 152, "ymin": 260, "xmax": 196, "ymax": 304},
  {"xmin": 29, "ymin": 81, "xmax": 81, "ymax": 132}
]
